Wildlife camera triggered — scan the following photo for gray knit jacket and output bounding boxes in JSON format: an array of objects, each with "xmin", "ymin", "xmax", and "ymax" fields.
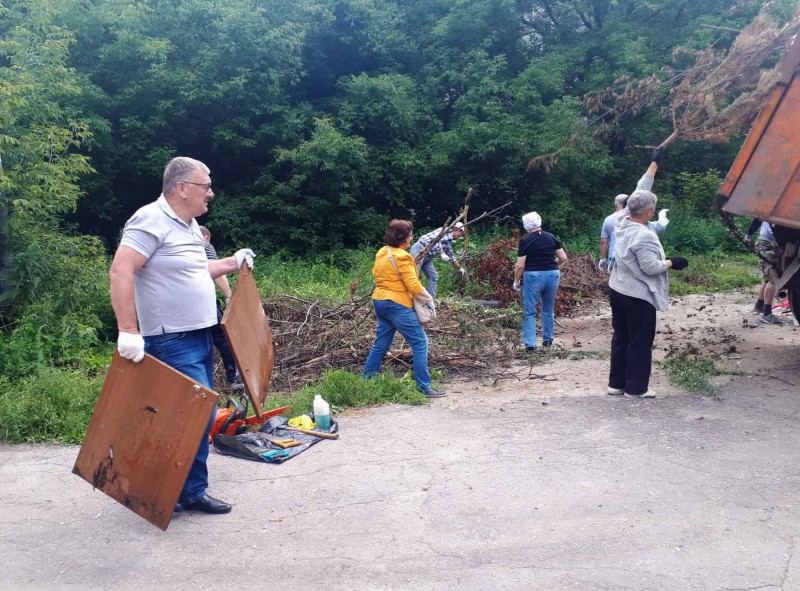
[{"xmin": 608, "ymin": 217, "xmax": 670, "ymax": 311}]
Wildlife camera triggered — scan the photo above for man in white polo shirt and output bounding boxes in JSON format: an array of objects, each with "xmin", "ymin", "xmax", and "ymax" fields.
[{"xmin": 109, "ymin": 156, "xmax": 254, "ymax": 515}]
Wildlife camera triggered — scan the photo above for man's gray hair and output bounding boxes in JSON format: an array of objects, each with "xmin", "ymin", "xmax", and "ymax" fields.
[
  {"xmin": 627, "ymin": 190, "xmax": 657, "ymax": 217},
  {"xmin": 162, "ymin": 157, "xmax": 210, "ymax": 195},
  {"xmin": 614, "ymin": 193, "xmax": 628, "ymax": 207}
]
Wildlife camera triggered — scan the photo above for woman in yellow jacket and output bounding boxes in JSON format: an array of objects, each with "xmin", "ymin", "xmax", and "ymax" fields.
[{"xmin": 363, "ymin": 220, "xmax": 445, "ymax": 397}]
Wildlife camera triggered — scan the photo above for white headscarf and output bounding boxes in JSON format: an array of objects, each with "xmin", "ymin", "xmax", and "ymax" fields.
[{"xmin": 522, "ymin": 211, "xmax": 542, "ymax": 232}]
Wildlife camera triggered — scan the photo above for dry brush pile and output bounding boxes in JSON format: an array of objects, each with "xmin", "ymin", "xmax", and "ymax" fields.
[{"xmin": 215, "ymin": 242, "xmax": 609, "ymax": 392}]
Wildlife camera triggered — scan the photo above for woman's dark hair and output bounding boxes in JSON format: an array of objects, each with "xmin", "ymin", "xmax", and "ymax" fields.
[{"xmin": 384, "ymin": 219, "xmax": 413, "ymax": 247}]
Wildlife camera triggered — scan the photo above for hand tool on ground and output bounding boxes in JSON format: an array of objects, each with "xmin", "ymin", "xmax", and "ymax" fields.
[
  {"xmin": 258, "ymin": 433, "xmax": 301, "ymax": 448},
  {"xmin": 282, "ymin": 426, "xmax": 339, "ymax": 440},
  {"xmin": 260, "ymin": 449, "xmax": 290, "ymax": 462}
]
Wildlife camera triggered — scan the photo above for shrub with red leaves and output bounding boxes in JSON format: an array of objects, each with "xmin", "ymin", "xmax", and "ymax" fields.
[
  {"xmin": 470, "ymin": 233, "xmax": 608, "ymax": 315},
  {"xmin": 470, "ymin": 231, "xmax": 520, "ymax": 307}
]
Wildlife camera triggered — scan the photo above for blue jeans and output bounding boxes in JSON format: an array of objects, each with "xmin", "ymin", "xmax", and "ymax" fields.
[
  {"xmin": 522, "ymin": 270, "xmax": 560, "ymax": 348},
  {"xmin": 410, "ymin": 243, "xmax": 439, "ymax": 298},
  {"xmin": 363, "ymin": 299, "xmax": 431, "ymax": 393},
  {"xmin": 144, "ymin": 328, "xmax": 217, "ymax": 506}
]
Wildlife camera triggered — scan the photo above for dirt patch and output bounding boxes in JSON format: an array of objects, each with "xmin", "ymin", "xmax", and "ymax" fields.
[{"xmin": 450, "ymin": 288, "xmax": 800, "ymax": 400}]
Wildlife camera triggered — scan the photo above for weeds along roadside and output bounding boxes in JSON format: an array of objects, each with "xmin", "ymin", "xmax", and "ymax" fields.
[{"xmin": 0, "ymin": 245, "xmax": 761, "ymax": 444}]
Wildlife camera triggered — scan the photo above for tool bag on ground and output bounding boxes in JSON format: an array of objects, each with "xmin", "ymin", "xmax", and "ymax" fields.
[{"xmin": 212, "ymin": 416, "xmax": 338, "ymax": 463}]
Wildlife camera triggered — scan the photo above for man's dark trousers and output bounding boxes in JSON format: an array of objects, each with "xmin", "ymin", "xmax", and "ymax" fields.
[{"xmin": 211, "ymin": 303, "xmax": 237, "ymax": 383}]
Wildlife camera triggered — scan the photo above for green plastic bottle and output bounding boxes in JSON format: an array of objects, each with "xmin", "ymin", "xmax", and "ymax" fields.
[{"xmin": 313, "ymin": 394, "xmax": 331, "ymax": 430}]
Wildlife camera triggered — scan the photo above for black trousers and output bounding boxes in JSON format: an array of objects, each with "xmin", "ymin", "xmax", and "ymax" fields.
[
  {"xmin": 608, "ymin": 288, "xmax": 657, "ymax": 396},
  {"xmin": 210, "ymin": 302, "xmax": 238, "ymax": 382}
]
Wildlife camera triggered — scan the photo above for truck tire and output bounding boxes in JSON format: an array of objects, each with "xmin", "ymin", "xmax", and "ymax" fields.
[{"xmin": 790, "ymin": 288, "xmax": 800, "ymax": 325}]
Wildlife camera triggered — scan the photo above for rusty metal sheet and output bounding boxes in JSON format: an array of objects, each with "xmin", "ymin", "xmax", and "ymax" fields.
[
  {"xmin": 221, "ymin": 265, "xmax": 274, "ymax": 417},
  {"xmin": 718, "ymin": 84, "xmax": 785, "ymax": 199},
  {"xmin": 721, "ymin": 37, "xmax": 800, "ymax": 229},
  {"xmin": 723, "ymin": 75, "xmax": 800, "ymax": 228},
  {"xmin": 73, "ymin": 352, "xmax": 218, "ymax": 531}
]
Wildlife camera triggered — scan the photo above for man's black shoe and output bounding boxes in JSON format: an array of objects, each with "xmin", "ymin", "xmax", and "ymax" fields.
[
  {"xmin": 542, "ymin": 340, "xmax": 553, "ymax": 348},
  {"xmin": 183, "ymin": 494, "xmax": 232, "ymax": 514},
  {"xmin": 424, "ymin": 388, "xmax": 446, "ymax": 398}
]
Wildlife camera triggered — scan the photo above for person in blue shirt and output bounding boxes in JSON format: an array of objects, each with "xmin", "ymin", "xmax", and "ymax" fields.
[{"xmin": 599, "ymin": 149, "xmax": 670, "ymax": 272}]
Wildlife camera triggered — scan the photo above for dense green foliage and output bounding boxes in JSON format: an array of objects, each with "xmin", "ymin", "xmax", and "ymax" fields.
[
  {"xmin": 0, "ymin": 1, "xmax": 113, "ymax": 381},
  {"xmin": 0, "ymin": 0, "xmax": 787, "ymax": 441},
  {"xmin": 19, "ymin": 0, "xmax": 783, "ymax": 251}
]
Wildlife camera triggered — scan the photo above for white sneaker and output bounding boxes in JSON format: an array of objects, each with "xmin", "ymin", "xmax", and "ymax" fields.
[
  {"xmin": 625, "ymin": 390, "xmax": 656, "ymax": 399},
  {"xmin": 607, "ymin": 387, "xmax": 624, "ymax": 396}
]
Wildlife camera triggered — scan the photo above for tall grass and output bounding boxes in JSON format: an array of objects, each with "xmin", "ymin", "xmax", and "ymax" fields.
[
  {"xmin": 262, "ymin": 370, "xmax": 429, "ymax": 417},
  {"xmin": 668, "ymin": 252, "xmax": 760, "ymax": 296},
  {"xmin": 0, "ymin": 367, "xmax": 105, "ymax": 444},
  {"xmin": 250, "ymin": 249, "xmax": 376, "ymax": 300}
]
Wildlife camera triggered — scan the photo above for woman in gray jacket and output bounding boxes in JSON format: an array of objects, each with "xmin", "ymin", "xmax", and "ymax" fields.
[{"xmin": 607, "ymin": 190, "xmax": 688, "ymax": 398}]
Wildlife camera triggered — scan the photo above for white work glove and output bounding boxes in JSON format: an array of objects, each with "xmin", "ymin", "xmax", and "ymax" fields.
[
  {"xmin": 234, "ymin": 248, "xmax": 255, "ymax": 269},
  {"xmin": 440, "ymin": 252, "xmax": 450, "ymax": 261},
  {"xmin": 458, "ymin": 266, "xmax": 466, "ymax": 276},
  {"xmin": 117, "ymin": 332, "xmax": 145, "ymax": 363},
  {"xmin": 598, "ymin": 258, "xmax": 608, "ymax": 271},
  {"xmin": 658, "ymin": 208, "xmax": 670, "ymax": 228},
  {"xmin": 425, "ymin": 300, "xmax": 437, "ymax": 319},
  {"xmin": 744, "ymin": 235, "xmax": 753, "ymax": 245},
  {"xmin": 513, "ymin": 279, "xmax": 522, "ymax": 292}
]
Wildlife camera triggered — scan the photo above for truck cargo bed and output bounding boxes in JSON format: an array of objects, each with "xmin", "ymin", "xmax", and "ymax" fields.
[{"xmin": 719, "ymin": 37, "xmax": 800, "ymax": 229}]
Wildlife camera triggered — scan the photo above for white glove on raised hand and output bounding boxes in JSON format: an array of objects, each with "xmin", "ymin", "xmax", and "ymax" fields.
[
  {"xmin": 513, "ymin": 279, "xmax": 522, "ymax": 292},
  {"xmin": 598, "ymin": 258, "xmax": 608, "ymax": 271},
  {"xmin": 440, "ymin": 253, "xmax": 450, "ymax": 261},
  {"xmin": 458, "ymin": 267, "xmax": 466, "ymax": 276},
  {"xmin": 658, "ymin": 209, "xmax": 670, "ymax": 227},
  {"xmin": 234, "ymin": 248, "xmax": 255, "ymax": 269},
  {"xmin": 117, "ymin": 332, "xmax": 145, "ymax": 363}
]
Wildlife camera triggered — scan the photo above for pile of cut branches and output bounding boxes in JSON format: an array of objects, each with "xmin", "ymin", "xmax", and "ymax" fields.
[
  {"xmin": 469, "ymin": 234, "xmax": 607, "ymax": 313},
  {"xmin": 214, "ymin": 248, "xmax": 609, "ymax": 393},
  {"xmin": 554, "ymin": 254, "xmax": 608, "ymax": 316},
  {"xmin": 212, "ymin": 294, "xmax": 522, "ymax": 392}
]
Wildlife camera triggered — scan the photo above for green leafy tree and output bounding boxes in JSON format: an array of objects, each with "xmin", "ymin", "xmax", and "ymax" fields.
[{"xmin": 0, "ymin": 0, "xmax": 110, "ymax": 378}]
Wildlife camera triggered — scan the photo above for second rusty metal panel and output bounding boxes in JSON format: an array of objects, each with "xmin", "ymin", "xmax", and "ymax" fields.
[{"xmin": 221, "ymin": 265, "xmax": 275, "ymax": 417}]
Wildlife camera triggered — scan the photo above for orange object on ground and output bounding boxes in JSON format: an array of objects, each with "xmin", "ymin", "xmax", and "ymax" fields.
[{"xmin": 210, "ymin": 405, "xmax": 292, "ymax": 441}]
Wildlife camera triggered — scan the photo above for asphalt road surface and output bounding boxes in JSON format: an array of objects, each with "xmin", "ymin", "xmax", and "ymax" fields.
[{"xmin": 2, "ymin": 367, "xmax": 799, "ymax": 591}]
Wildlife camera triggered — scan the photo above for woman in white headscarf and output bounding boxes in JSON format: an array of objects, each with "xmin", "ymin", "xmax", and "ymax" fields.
[{"xmin": 513, "ymin": 212, "xmax": 568, "ymax": 351}]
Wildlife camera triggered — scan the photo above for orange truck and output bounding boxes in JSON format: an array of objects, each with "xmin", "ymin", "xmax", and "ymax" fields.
[{"xmin": 718, "ymin": 36, "xmax": 800, "ymax": 324}]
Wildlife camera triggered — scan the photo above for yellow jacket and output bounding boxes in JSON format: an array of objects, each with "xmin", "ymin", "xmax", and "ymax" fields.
[{"xmin": 372, "ymin": 245, "xmax": 424, "ymax": 308}]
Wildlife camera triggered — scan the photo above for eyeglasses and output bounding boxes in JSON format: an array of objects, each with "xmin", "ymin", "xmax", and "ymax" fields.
[{"xmin": 181, "ymin": 181, "xmax": 213, "ymax": 191}]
